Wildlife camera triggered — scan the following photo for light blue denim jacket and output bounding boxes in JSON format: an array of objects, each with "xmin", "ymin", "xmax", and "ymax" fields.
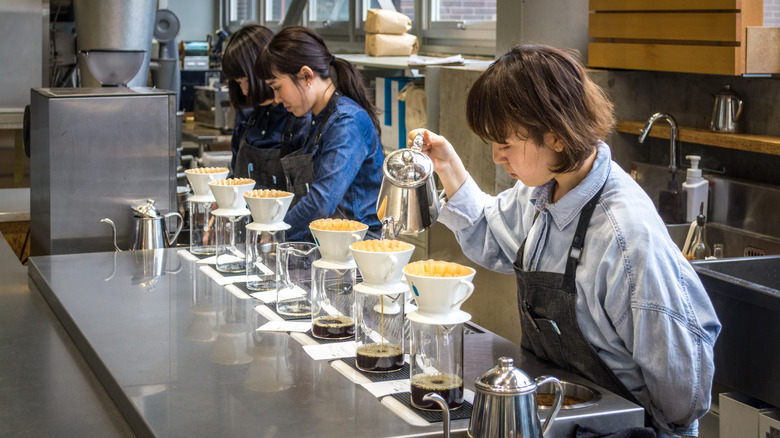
[
  {"xmin": 284, "ymin": 96, "xmax": 384, "ymax": 241},
  {"xmin": 438, "ymin": 143, "xmax": 721, "ymax": 437}
]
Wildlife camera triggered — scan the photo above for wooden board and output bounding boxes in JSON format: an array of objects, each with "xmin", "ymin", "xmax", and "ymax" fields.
[
  {"xmin": 589, "ymin": 12, "xmax": 740, "ymax": 42},
  {"xmin": 590, "ymin": 0, "xmax": 741, "ymax": 11},
  {"xmin": 745, "ymin": 27, "xmax": 780, "ymax": 74},
  {"xmin": 617, "ymin": 121, "xmax": 780, "ymax": 156},
  {"xmin": 589, "ymin": 42, "xmax": 741, "ymax": 75}
]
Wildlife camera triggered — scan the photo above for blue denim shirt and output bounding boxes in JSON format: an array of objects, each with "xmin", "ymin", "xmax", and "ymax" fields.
[
  {"xmin": 284, "ymin": 96, "xmax": 384, "ymax": 241},
  {"xmin": 438, "ymin": 143, "xmax": 721, "ymax": 437},
  {"xmin": 229, "ymin": 104, "xmax": 310, "ymax": 176}
]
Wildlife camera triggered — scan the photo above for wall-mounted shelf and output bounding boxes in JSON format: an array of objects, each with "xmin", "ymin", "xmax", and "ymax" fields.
[{"xmin": 617, "ymin": 121, "xmax": 780, "ymax": 156}]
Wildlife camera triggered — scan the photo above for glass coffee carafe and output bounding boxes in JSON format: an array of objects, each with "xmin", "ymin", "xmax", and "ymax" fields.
[
  {"xmin": 311, "ymin": 261, "xmax": 356, "ymax": 339},
  {"xmin": 408, "ymin": 311, "xmax": 470, "ymax": 410},
  {"xmin": 214, "ymin": 211, "xmax": 250, "ymax": 273},
  {"xmin": 243, "ymin": 189, "xmax": 294, "ymax": 290},
  {"xmin": 355, "ymin": 285, "xmax": 405, "ymax": 372},
  {"xmin": 189, "ymin": 199, "xmax": 216, "ymax": 255},
  {"xmin": 184, "ymin": 167, "xmax": 229, "ymax": 255},
  {"xmin": 276, "ymin": 242, "xmax": 318, "ymax": 317},
  {"xmin": 245, "ymin": 226, "xmax": 285, "ymax": 291},
  {"xmin": 308, "ymin": 219, "xmax": 368, "ymax": 340}
]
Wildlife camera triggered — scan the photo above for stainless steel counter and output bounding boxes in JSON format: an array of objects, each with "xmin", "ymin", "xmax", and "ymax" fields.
[
  {"xmin": 0, "ymin": 233, "xmax": 133, "ymax": 437},
  {"xmin": 27, "ymin": 248, "xmax": 644, "ymax": 438},
  {"xmin": 0, "ymin": 188, "xmax": 29, "ymax": 222}
]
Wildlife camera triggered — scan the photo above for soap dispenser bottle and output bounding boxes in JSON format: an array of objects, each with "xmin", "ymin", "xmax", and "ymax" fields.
[{"xmin": 682, "ymin": 155, "xmax": 708, "ymax": 222}]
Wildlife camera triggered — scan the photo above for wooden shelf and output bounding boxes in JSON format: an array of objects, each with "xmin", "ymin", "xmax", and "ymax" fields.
[{"xmin": 617, "ymin": 121, "xmax": 780, "ymax": 156}]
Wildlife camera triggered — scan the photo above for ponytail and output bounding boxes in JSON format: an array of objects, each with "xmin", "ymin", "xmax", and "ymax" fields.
[
  {"xmin": 331, "ymin": 57, "xmax": 381, "ymax": 136},
  {"xmin": 257, "ymin": 26, "xmax": 381, "ymax": 136}
]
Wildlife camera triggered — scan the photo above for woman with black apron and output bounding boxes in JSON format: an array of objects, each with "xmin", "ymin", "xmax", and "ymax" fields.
[
  {"xmin": 410, "ymin": 45, "xmax": 721, "ymax": 438},
  {"xmin": 256, "ymin": 26, "xmax": 384, "ymax": 241},
  {"xmin": 222, "ymin": 25, "xmax": 309, "ymax": 183}
]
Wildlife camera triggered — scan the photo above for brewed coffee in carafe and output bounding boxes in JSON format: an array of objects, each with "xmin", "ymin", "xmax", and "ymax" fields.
[
  {"xmin": 355, "ymin": 288, "xmax": 405, "ymax": 372},
  {"xmin": 409, "ymin": 315, "xmax": 467, "ymax": 410}
]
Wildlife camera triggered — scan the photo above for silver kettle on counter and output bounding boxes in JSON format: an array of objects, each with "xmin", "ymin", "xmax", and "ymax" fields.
[
  {"xmin": 376, "ymin": 133, "xmax": 443, "ymax": 239},
  {"xmin": 101, "ymin": 199, "xmax": 183, "ymax": 251},
  {"xmin": 426, "ymin": 357, "xmax": 564, "ymax": 438},
  {"xmin": 468, "ymin": 357, "xmax": 564, "ymax": 437},
  {"xmin": 710, "ymin": 85, "xmax": 744, "ymax": 133}
]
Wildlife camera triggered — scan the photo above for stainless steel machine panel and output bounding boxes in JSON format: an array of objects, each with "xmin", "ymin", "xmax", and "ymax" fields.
[{"xmin": 30, "ymin": 87, "xmax": 176, "ymax": 255}]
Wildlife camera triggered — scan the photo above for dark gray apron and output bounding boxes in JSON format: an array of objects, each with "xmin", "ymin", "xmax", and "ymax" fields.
[
  {"xmin": 513, "ymin": 182, "xmax": 644, "ymax": 411},
  {"xmin": 233, "ymin": 93, "xmax": 340, "ymax": 208},
  {"xmin": 280, "ymin": 92, "xmax": 345, "ymax": 217},
  {"xmin": 233, "ymin": 106, "xmax": 293, "ymax": 191}
]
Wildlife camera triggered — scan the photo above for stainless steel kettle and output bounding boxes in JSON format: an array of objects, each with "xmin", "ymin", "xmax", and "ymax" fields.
[
  {"xmin": 101, "ymin": 199, "xmax": 183, "ymax": 251},
  {"xmin": 468, "ymin": 357, "xmax": 564, "ymax": 437},
  {"xmin": 710, "ymin": 85, "xmax": 743, "ymax": 133},
  {"xmin": 376, "ymin": 133, "xmax": 442, "ymax": 239}
]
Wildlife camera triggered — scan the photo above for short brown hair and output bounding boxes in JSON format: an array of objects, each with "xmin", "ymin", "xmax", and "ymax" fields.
[{"xmin": 466, "ymin": 44, "xmax": 615, "ymax": 173}]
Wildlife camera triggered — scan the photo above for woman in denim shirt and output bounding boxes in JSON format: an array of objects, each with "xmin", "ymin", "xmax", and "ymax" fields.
[
  {"xmin": 257, "ymin": 26, "xmax": 384, "ymax": 241},
  {"xmin": 222, "ymin": 25, "xmax": 309, "ymax": 184},
  {"xmin": 410, "ymin": 45, "xmax": 721, "ymax": 437}
]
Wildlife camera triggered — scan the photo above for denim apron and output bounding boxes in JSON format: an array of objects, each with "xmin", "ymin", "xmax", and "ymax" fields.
[{"xmin": 513, "ymin": 182, "xmax": 643, "ymax": 409}]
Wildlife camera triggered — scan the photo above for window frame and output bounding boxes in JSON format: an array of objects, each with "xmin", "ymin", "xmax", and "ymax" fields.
[{"xmin": 257, "ymin": 0, "xmax": 497, "ymax": 55}]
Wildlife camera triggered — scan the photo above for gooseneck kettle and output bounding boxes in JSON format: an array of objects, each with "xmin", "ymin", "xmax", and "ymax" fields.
[
  {"xmin": 376, "ymin": 133, "xmax": 443, "ymax": 239},
  {"xmin": 101, "ymin": 199, "xmax": 183, "ymax": 251},
  {"xmin": 468, "ymin": 357, "xmax": 564, "ymax": 437},
  {"xmin": 425, "ymin": 357, "xmax": 564, "ymax": 438}
]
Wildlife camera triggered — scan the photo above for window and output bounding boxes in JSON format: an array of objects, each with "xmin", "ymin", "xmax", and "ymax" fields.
[
  {"xmin": 363, "ymin": 0, "xmax": 415, "ymax": 21},
  {"xmin": 432, "ymin": 0, "xmax": 495, "ymax": 21},
  {"xmin": 425, "ymin": 0, "xmax": 496, "ymax": 54},
  {"xmin": 266, "ymin": 0, "xmax": 285, "ymax": 22},
  {"xmin": 258, "ymin": 0, "xmax": 496, "ymax": 55}
]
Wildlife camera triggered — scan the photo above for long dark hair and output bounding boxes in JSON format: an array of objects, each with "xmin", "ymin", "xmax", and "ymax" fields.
[
  {"xmin": 222, "ymin": 24, "xmax": 275, "ymax": 109},
  {"xmin": 467, "ymin": 44, "xmax": 615, "ymax": 173},
  {"xmin": 257, "ymin": 26, "xmax": 381, "ymax": 135}
]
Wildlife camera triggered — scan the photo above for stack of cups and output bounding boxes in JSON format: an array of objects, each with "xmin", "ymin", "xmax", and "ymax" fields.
[
  {"xmin": 243, "ymin": 189, "xmax": 294, "ymax": 291},
  {"xmin": 184, "ymin": 167, "xmax": 229, "ymax": 255},
  {"xmin": 403, "ymin": 260, "xmax": 475, "ymax": 411}
]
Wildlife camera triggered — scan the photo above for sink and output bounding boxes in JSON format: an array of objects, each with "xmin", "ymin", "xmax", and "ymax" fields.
[
  {"xmin": 691, "ymin": 255, "xmax": 780, "ymax": 408},
  {"xmin": 666, "ymin": 222, "xmax": 780, "ymax": 258}
]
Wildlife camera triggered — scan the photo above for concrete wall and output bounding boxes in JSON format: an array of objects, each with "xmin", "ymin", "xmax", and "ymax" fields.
[{"xmin": 431, "ymin": 66, "xmax": 520, "ymax": 346}]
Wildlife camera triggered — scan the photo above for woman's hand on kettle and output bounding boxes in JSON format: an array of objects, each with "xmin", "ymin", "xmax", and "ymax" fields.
[{"xmin": 407, "ymin": 129, "xmax": 469, "ymax": 199}]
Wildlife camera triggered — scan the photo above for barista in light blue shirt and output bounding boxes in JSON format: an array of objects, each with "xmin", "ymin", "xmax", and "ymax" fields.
[{"xmin": 410, "ymin": 44, "xmax": 721, "ymax": 437}]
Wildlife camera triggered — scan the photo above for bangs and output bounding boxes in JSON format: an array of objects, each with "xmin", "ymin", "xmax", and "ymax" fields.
[
  {"xmin": 466, "ymin": 62, "xmax": 524, "ymax": 145},
  {"xmin": 221, "ymin": 54, "xmax": 244, "ymax": 80},
  {"xmin": 255, "ymin": 48, "xmax": 277, "ymax": 81}
]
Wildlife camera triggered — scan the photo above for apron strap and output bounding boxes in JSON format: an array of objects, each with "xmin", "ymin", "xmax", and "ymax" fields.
[
  {"xmin": 279, "ymin": 112, "xmax": 298, "ymax": 158},
  {"xmin": 238, "ymin": 108, "xmax": 261, "ymax": 146},
  {"xmin": 563, "ymin": 182, "xmax": 606, "ymax": 280}
]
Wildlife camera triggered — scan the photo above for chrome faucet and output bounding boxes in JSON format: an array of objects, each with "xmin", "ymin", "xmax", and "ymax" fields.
[{"xmin": 638, "ymin": 112, "xmax": 679, "ymax": 188}]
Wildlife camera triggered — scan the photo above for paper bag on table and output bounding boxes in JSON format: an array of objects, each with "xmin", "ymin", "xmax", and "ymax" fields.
[
  {"xmin": 365, "ymin": 33, "xmax": 419, "ymax": 56},
  {"xmin": 364, "ymin": 9, "xmax": 412, "ymax": 34}
]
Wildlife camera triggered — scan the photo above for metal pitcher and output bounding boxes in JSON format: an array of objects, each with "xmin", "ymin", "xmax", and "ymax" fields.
[
  {"xmin": 710, "ymin": 85, "xmax": 743, "ymax": 133},
  {"xmin": 101, "ymin": 199, "xmax": 183, "ymax": 251},
  {"xmin": 376, "ymin": 133, "xmax": 442, "ymax": 239},
  {"xmin": 468, "ymin": 357, "xmax": 564, "ymax": 438}
]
